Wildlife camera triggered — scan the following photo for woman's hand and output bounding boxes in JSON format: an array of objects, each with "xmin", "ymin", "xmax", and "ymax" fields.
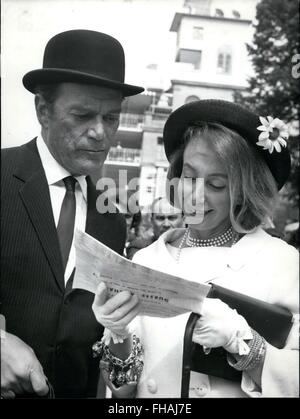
[
  {"xmin": 92, "ymin": 282, "xmax": 140, "ymax": 338},
  {"xmin": 100, "ymin": 360, "xmax": 137, "ymax": 399},
  {"xmin": 192, "ymin": 298, "xmax": 252, "ymax": 354}
]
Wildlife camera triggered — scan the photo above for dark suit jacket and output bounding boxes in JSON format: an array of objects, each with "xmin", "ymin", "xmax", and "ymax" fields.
[{"xmin": 1, "ymin": 139, "xmax": 127, "ymax": 398}]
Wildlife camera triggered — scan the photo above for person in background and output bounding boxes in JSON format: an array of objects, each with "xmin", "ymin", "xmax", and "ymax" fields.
[
  {"xmin": 92, "ymin": 100, "xmax": 298, "ymax": 398},
  {"xmin": 1, "ymin": 29, "xmax": 143, "ymax": 399},
  {"xmin": 284, "ymin": 221, "xmax": 299, "ymax": 250},
  {"xmin": 115, "ymin": 192, "xmax": 142, "ymax": 258},
  {"xmin": 126, "ymin": 196, "xmax": 184, "ymax": 259}
]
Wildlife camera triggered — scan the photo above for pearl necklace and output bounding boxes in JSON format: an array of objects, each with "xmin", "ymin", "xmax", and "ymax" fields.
[
  {"xmin": 175, "ymin": 227, "xmax": 239, "ymax": 263},
  {"xmin": 186, "ymin": 226, "xmax": 234, "ymax": 247}
]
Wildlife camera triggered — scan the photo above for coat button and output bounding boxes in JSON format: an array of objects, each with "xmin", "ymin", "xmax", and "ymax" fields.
[
  {"xmin": 147, "ymin": 379, "xmax": 158, "ymax": 394},
  {"xmin": 190, "ymin": 383, "xmax": 208, "ymax": 397}
]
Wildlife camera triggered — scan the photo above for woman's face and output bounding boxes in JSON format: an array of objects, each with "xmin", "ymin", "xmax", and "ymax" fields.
[{"xmin": 179, "ymin": 135, "xmax": 231, "ymax": 234}]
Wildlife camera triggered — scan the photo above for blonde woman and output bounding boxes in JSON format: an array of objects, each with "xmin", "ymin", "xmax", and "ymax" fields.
[{"xmin": 92, "ymin": 100, "xmax": 298, "ymax": 398}]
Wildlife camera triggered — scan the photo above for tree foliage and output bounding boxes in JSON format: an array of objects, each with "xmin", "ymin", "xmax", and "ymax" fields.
[{"xmin": 234, "ymin": 0, "xmax": 299, "ymax": 210}]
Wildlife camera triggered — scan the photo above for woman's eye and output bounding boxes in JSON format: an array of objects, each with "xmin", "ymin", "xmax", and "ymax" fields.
[{"xmin": 207, "ymin": 182, "xmax": 226, "ymax": 190}]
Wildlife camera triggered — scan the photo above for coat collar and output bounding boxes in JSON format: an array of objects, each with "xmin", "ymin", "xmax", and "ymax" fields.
[
  {"xmin": 13, "ymin": 138, "xmax": 66, "ymax": 292},
  {"xmin": 156, "ymin": 226, "xmax": 270, "ymax": 272}
]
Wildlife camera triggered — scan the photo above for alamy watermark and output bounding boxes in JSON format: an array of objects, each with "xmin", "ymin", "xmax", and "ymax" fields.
[{"xmin": 95, "ymin": 170, "xmax": 205, "ymax": 224}]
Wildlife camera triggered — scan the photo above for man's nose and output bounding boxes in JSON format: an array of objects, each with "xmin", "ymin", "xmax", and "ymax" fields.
[
  {"xmin": 88, "ymin": 117, "xmax": 105, "ymax": 141},
  {"xmin": 162, "ymin": 217, "xmax": 171, "ymax": 227}
]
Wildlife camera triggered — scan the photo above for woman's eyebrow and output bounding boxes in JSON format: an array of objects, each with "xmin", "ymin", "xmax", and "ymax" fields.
[{"xmin": 207, "ymin": 173, "xmax": 228, "ymax": 179}]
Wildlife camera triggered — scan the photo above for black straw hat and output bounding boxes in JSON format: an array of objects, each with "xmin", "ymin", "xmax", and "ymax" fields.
[
  {"xmin": 163, "ymin": 99, "xmax": 291, "ymax": 190},
  {"xmin": 23, "ymin": 29, "xmax": 144, "ymax": 97}
]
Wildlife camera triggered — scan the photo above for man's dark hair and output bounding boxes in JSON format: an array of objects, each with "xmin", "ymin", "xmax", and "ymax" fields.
[{"xmin": 34, "ymin": 83, "xmax": 61, "ymax": 109}]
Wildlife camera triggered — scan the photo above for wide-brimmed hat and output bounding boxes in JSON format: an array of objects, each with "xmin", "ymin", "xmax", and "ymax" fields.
[
  {"xmin": 163, "ymin": 99, "xmax": 290, "ymax": 190},
  {"xmin": 23, "ymin": 29, "xmax": 144, "ymax": 97}
]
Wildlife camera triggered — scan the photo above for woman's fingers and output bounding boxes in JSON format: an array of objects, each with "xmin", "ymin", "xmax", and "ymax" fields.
[
  {"xmin": 101, "ymin": 294, "xmax": 139, "ymax": 323},
  {"xmin": 105, "ymin": 302, "xmax": 141, "ymax": 332},
  {"xmin": 100, "ymin": 362, "xmax": 137, "ymax": 399},
  {"xmin": 94, "ymin": 287, "xmax": 133, "ymax": 316},
  {"xmin": 93, "ymin": 282, "xmax": 108, "ymax": 308}
]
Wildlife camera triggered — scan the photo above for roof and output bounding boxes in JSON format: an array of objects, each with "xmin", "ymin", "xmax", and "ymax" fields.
[
  {"xmin": 170, "ymin": 79, "xmax": 246, "ymax": 91},
  {"xmin": 170, "ymin": 12, "xmax": 252, "ymax": 32}
]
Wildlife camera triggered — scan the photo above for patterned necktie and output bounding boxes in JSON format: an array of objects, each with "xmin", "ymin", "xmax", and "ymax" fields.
[{"xmin": 57, "ymin": 176, "xmax": 77, "ymax": 272}]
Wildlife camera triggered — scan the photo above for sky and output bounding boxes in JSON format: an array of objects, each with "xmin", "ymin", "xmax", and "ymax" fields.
[{"xmin": 1, "ymin": 0, "xmax": 257, "ymax": 148}]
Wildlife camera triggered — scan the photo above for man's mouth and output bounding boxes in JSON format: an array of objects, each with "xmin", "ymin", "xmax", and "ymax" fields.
[{"xmin": 80, "ymin": 148, "xmax": 106, "ymax": 153}]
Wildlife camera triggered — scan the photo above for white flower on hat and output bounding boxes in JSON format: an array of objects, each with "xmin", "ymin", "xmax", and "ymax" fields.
[{"xmin": 256, "ymin": 116, "xmax": 289, "ymax": 153}]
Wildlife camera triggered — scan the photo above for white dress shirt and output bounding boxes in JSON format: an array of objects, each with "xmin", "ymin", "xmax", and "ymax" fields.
[{"xmin": 36, "ymin": 135, "xmax": 87, "ymax": 284}]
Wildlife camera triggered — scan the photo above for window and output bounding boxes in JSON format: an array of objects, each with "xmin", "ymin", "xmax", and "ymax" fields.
[
  {"xmin": 217, "ymin": 46, "xmax": 232, "ymax": 74},
  {"xmin": 215, "ymin": 8, "xmax": 224, "ymax": 17},
  {"xmin": 232, "ymin": 10, "xmax": 241, "ymax": 19},
  {"xmin": 193, "ymin": 26, "xmax": 204, "ymax": 40},
  {"xmin": 176, "ymin": 48, "xmax": 202, "ymax": 69},
  {"xmin": 185, "ymin": 95, "xmax": 200, "ymax": 104}
]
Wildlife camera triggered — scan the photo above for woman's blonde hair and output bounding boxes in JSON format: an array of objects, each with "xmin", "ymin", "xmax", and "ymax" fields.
[{"xmin": 167, "ymin": 122, "xmax": 278, "ymax": 233}]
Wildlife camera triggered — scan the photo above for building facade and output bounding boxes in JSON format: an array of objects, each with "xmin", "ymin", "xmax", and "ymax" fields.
[{"xmin": 95, "ymin": 0, "xmax": 258, "ymax": 208}]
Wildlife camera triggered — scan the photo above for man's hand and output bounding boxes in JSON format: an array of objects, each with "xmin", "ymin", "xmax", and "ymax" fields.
[{"xmin": 1, "ymin": 332, "xmax": 49, "ymax": 398}]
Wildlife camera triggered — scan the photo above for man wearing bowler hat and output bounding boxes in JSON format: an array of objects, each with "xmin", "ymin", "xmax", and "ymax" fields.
[{"xmin": 1, "ymin": 29, "xmax": 144, "ymax": 398}]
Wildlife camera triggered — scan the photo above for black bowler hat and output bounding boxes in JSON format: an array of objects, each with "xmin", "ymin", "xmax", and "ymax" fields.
[
  {"xmin": 23, "ymin": 29, "xmax": 144, "ymax": 97},
  {"xmin": 163, "ymin": 99, "xmax": 291, "ymax": 190}
]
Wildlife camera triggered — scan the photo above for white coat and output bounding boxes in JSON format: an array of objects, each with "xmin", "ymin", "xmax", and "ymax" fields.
[{"xmin": 131, "ymin": 227, "xmax": 299, "ymax": 398}]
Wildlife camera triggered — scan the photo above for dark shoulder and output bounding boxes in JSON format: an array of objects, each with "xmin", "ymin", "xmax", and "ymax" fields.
[
  {"xmin": 1, "ymin": 146, "xmax": 20, "ymax": 173},
  {"xmin": 128, "ymin": 236, "xmax": 154, "ymax": 250}
]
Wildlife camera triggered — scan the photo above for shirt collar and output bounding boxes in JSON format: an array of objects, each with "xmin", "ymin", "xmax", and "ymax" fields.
[{"xmin": 36, "ymin": 134, "xmax": 87, "ymax": 201}]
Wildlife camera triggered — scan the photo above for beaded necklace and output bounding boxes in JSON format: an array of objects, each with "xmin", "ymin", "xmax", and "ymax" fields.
[
  {"xmin": 186, "ymin": 226, "xmax": 234, "ymax": 247},
  {"xmin": 175, "ymin": 227, "xmax": 239, "ymax": 263}
]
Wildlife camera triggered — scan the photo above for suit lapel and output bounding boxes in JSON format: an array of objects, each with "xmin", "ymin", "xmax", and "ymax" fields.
[{"xmin": 14, "ymin": 139, "xmax": 65, "ymax": 293}]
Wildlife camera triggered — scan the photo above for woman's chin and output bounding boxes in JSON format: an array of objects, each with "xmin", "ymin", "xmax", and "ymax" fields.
[{"xmin": 184, "ymin": 210, "xmax": 213, "ymax": 227}]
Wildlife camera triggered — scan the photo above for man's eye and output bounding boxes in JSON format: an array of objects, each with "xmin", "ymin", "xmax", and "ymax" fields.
[
  {"xmin": 104, "ymin": 114, "xmax": 120, "ymax": 123},
  {"xmin": 73, "ymin": 113, "xmax": 90, "ymax": 120}
]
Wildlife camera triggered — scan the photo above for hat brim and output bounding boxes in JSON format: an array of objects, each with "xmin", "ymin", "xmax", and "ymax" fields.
[
  {"xmin": 163, "ymin": 100, "xmax": 290, "ymax": 190},
  {"xmin": 23, "ymin": 68, "xmax": 144, "ymax": 97}
]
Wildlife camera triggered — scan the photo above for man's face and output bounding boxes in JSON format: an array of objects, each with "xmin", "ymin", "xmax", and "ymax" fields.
[
  {"xmin": 37, "ymin": 83, "xmax": 123, "ymax": 175},
  {"xmin": 152, "ymin": 198, "xmax": 184, "ymax": 238}
]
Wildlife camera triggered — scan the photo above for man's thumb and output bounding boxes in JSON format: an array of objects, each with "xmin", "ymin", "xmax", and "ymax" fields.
[{"xmin": 29, "ymin": 369, "xmax": 49, "ymax": 396}]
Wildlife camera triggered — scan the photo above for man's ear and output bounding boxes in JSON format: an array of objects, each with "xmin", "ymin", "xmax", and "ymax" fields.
[{"xmin": 35, "ymin": 94, "xmax": 50, "ymax": 128}]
